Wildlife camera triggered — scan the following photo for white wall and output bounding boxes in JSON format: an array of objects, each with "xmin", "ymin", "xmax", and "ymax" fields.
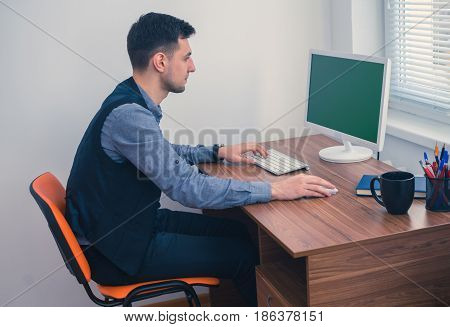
[
  {"xmin": 331, "ymin": 0, "xmax": 385, "ymax": 56},
  {"xmin": 0, "ymin": 0, "xmax": 332, "ymax": 306},
  {"xmin": 330, "ymin": 0, "xmax": 353, "ymax": 53},
  {"xmin": 351, "ymin": 0, "xmax": 385, "ymax": 57}
]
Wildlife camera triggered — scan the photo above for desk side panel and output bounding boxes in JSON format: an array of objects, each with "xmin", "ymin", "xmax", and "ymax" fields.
[{"xmin": 307, "ymin": 226, "xmax": 450, "ymax": 306}]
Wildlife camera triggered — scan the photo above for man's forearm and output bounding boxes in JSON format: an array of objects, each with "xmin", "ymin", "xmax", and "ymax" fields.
[{"xmin": 170, "ymin": 144, "xmax": 215, "ymax": 164}]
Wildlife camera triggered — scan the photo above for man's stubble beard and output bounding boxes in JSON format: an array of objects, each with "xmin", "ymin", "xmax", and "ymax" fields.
[{"xmin": 162, "ymin": 74, "xmax": 186, "ymax": 94}]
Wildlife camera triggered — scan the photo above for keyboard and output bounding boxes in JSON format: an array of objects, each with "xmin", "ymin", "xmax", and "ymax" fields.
[{"xmin": 244, "ymin": 148, "xmax": 310, "ymax": 175}]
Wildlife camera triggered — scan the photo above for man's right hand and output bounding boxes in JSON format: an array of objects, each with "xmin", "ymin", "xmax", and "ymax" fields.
[{"xmin": 271, "ymin": 174, "xmax": 336, "ymax": 200}]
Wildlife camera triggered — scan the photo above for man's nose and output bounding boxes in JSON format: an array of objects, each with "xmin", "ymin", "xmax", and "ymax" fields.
[{"xmin": 189, "ymin": 59, "xmax": 196, "ymax": 73}]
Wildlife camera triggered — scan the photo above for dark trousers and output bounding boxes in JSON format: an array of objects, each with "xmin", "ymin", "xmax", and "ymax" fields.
[{"xmin": 84, "ymin": 209, "xmax": 259, "ymax": 306}]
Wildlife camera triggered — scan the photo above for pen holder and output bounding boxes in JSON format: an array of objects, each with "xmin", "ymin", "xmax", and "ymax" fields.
[{"xmin": 425, "ymin": 176, "xmax": 449, "ymax": 212}]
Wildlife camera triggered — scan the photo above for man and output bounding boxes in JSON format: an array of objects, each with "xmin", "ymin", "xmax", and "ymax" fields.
[{"xmin": 66, "ymin": 12, "xmax": 335, "ymax": 306}]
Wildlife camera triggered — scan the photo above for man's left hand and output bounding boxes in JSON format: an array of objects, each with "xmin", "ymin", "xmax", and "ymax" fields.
[{"xmin": 218, "ymin": 143, "xmax": 268, "ymax": 164}]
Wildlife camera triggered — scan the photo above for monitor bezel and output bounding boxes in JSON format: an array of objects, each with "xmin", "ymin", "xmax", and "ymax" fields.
[{"xmin": 304, "ymin": 49, "xmax": 391, "ymax": 152}]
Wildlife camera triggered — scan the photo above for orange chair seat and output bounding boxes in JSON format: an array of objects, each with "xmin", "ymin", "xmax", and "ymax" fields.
[{"xmin": 97, "ymin": 277, "xmax": 220, "ymax": 299}]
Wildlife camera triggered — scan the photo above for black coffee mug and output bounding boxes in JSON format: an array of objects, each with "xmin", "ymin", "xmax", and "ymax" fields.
[{"xmin": 370, "ymin": 171, "xmax": 415, "ymax": 215}]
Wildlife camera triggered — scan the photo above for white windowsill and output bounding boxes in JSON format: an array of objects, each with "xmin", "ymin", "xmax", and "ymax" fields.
[{"xmin": 386, "ymin": 109, "xmax": 450, "ymax": 150}]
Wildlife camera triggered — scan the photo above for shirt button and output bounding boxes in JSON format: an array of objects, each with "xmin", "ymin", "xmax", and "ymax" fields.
[{"xmin": 175, "ymin": 159, "xmax": 179, "ymax": 164}]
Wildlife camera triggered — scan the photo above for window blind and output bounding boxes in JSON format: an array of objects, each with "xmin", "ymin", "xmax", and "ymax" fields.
[{"xmin": 386, "ymin": 0, "xmax": 450, "ymax": 112}]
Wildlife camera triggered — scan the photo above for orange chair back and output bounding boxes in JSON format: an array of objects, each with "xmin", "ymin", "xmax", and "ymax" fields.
[{"xmin": 30, "ymin": 172, "xmax": 91, "ymax": 283}]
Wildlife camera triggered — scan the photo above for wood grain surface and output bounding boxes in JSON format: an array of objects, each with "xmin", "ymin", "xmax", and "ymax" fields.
[
  {"xmin": 199, "ymin": 135, "xmax": 450, "ymax": 257},
  {"xmin": 307, "ymin": 226, "xmax": 450, "ymax": 306}
]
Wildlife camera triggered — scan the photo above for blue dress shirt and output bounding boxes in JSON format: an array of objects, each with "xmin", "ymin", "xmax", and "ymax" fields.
[{"xmin": 100, "ymin": 85, "xmax": 272, "ymax": 210}]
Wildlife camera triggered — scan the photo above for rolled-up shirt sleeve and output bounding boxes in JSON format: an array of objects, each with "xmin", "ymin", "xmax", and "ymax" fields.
[
  {"xmin": 170, "ymin": 144, "xmax": 216, "ymax": 164},
  {"xmin": 109, "ymin": 104, "xmax": 272, "ymax": 209}
]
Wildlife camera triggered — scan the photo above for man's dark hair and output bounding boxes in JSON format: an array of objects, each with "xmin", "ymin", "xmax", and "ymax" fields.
[{"xmin": 127, "ymin": 12, "xmax": 195, "ymax": 71}]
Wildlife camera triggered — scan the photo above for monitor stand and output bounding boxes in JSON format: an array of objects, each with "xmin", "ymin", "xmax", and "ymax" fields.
[{"xmin": 319, "ymin": 139, "xmax": 373, "ymax": 163}]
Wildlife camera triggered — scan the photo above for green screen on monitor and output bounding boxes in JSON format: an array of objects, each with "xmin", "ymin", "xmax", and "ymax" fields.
[{"xmin": 306, "ymin": 54, "xmax": 385, "ymax": 144}]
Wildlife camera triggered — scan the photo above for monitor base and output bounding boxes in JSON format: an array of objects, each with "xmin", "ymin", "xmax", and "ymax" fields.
[{"xmin": 319, "ymin": 141, "xmax": 373, "ymax": 163}]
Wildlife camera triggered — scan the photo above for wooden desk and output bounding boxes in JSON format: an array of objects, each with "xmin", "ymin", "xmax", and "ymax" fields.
[{"xmin": 198, "ymin": 135, "xmax": 450, "ymax": 306}]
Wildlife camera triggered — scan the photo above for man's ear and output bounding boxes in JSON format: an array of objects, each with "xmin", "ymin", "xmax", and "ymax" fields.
[{"xmin": 152, "ymin": 52, "xmax": 167, "ymax": 73}]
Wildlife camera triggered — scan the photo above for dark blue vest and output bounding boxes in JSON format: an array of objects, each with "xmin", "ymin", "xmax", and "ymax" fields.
[{"xmin": 66, "ymin": 77, "xmax": 161, "ymax": 276}]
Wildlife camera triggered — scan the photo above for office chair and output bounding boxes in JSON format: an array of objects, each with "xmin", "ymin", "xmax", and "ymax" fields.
[{"xmin": 29, "ymin": 172, "xmax": 220, "ymax": 307}]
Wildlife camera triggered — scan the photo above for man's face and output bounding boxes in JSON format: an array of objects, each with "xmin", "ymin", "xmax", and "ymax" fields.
[{"xmin": 162, "ymin": 38, "xmax": 196, "ymax": 93}]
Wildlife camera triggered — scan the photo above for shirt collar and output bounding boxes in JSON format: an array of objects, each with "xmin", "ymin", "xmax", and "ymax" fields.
[{"xmin": 137, "ymin": 84, "xmax": 163, "ymax": 124}]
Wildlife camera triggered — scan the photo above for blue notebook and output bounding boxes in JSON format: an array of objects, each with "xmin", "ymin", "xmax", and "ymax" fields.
[{"xmin": 355, "ymin": 175, "xmax": 426, "ymax": 199}]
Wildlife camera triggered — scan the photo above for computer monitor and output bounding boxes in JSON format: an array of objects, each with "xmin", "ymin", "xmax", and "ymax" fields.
[{"xmin": 304, "ymin": 49, "xmax": 391, "ymax": 163}]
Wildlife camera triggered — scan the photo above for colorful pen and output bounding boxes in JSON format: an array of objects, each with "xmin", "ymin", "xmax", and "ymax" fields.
[
  {"xmin": 436, "ymin": 157, "xmax": 445, "ymax": 178},
  {"xmin": 435, "ymin": 142, "xmax": 440, "ymax": 166},
  {"xmin": 443, "ymin": 151, "xmax": 448, "ymax": 178},
  {"xmin": 419, "ymin": 160, "xmax": 435, "ymax": 178},
  {"xmin": 424, "ymin": 152, "xmax": 430, "ymax": 165},
  {"xmin": 432, "ymin": 162, "xmax": 438, "ymax": 175}
]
